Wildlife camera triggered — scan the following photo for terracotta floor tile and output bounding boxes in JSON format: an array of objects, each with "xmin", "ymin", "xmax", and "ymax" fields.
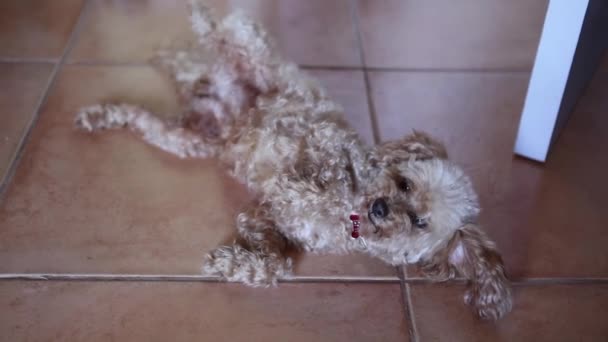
[
  {"xmin": 488, "ymin": 73, "xmax": 608, "ymax": 278},
  {"xmin": 68, "ymin": 0, "xmax": 195, "ymax": 64},
  {"xmin": 307, "ymin": 69, "xmax": 374, "ymax": 144},
  {"xmin": 0, "ymin": 63, "xmax": 53, "ymax": 185},
  {"xmin": 0, "ymin": 281, "xmax": 408, "ymax": 342},
  {"xmin": 356, "ymin": 0, "xmax": 547, "ymax": 69},
  {"xmin": 410, "ymin": 283, "xmax": 608, "ymax": 341},
  {"xmin": 69, "ymin": 0, "xmax": 360, "ymax": 66},
  {"xmin": 372, "ymin": 71, "xmax": 530, "ymax": 280},
  {"xmin": 0, "ymin": 0, "xmax": 84, "ymax": 59},
  {"xmin": 402, "ymin": 72, "xmax": 608, "ymax": 279},
  {"xmin": 370, "ymin": 71, "xmax": 529, "ymax": 201},
  {"xmin": 0, "ymin": 64, "xmax": 392, "ymax": 277},
  {"xmin": 0, "ymin": 65, "xmax": 241, "ymax": 275}
]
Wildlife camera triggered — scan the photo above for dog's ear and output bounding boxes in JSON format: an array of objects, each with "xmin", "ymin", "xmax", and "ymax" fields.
[
  {"xmin": 421, "ymin": 224, "xmax": 512, "ymax": 320},
  {"xmin": 370, "ymin": 131, "xmax": 448, "ymax": 167},
  {"xmin": 401, "ymin": 130, "xmax": 448, "ymax": 159}
]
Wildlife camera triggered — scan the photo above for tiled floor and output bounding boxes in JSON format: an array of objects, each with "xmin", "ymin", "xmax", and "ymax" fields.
[{"xmin": 1, "ymin": 0, "xmax": 607, "ymax": 341}]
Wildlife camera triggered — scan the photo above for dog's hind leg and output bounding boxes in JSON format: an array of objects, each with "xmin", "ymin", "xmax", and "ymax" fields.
[
  {"xmin": 75, "ymin": 103, "xmax": 220, "ymax": 158},
  {"xmin": 188, "ymin": 0, "xmax": 281, "ymax": 94},
  {"xmin": 202, "ymin": 204, "xmax": 292, "ymax": 286}
]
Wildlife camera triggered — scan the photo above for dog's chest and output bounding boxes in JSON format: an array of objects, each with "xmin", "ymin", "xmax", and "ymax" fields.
[
  {"xmin": 271, "ymin": 191, "xmax": 357, "ymax": 253},
  {"xmin": 285, "ymin": 216, "xmax": 351, "ymax": 252}
]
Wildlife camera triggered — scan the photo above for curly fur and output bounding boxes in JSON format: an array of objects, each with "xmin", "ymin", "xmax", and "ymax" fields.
[{"xmin": 74, "ymin": 0, "xmax": 512, "ymax": 320}]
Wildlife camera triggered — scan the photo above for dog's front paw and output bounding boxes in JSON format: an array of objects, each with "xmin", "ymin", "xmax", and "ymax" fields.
[
  {"xmin": 464, "ymin": 282, "xmax": 513, "ymax": 320},
  {"xmin": 202, "ymin": 245, "xmax": 292, "ymax": 287}
]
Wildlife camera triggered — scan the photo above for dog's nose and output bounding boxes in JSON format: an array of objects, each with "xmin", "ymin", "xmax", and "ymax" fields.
[{"xmin": 372, "ymin": 198, "xmax": 389, "ymax": 218}]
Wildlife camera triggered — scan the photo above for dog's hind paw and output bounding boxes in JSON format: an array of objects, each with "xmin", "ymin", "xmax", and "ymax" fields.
[
  {"xmin": 202, "ymin": 245, "xmax": 292, "ymax": 287},
  {"xmin": 75, "ymin": 104, "xmax": 135, "ymax": 132},
  {"xmin": 75, "ymin": 105, "xmax": 113, "ymax": 132}
]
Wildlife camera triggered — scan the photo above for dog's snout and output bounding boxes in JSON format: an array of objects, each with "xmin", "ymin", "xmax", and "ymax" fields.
[
  {"xmin": 372, "ymin": 198, "xmax": 389, "ymax": 218},
  {"xmin": 407, "ymin": 210, "xmax": 427, "ymax": 228}
]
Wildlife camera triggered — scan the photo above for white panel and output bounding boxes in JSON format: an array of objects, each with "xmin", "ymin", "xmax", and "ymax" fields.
[{"xmin": 514, "ymin": 0, "xmax": 589, "ymax": 162}]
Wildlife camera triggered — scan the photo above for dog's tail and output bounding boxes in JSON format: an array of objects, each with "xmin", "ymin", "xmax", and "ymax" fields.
[{"xmin": 188, "ymin": 0, "xmax": 281, "ymax": 92}]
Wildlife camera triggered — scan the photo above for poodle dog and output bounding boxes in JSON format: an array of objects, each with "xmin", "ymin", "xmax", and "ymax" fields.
[{"xmin": 74, "ymin": 1, "xmax": 512, "ymax": 320}]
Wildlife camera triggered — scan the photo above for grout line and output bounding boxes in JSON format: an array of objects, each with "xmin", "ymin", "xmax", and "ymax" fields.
[
  {"xmin": 300, "ymin": 64, "xmax": 365, "ymax": 71},
  {"xmin": 0, "ymin": 57, "xmax": 58, "ymax": 64},
  {"xmin": 0, "ymin": 0, "xmax": 92, "ymax": 200},
  {"xmin": 65, "ymin": 60, "xmax": 154, "ymax": 67},
  {"xmin": 0, "ymin": 274, "xmax": 220, "ymax": 282},
  {"xmin": 404, "ymin": 284, "xmax": 419, "ymax": 342},
  {"xmin": 64, "ymin": 59, "xmax": 532, "ymax": 74},
  {"xmin": 401, "ymin": 277, "xmax": 608, "ymax": 285},
  {"xmin": 349, "ymin": 0, "xmax": 381, "ymax": 144},
  {"xmin": 363, "ymin": 66, "xmax": 531, "ymax": 74},
  {"xmin": 283, "ymin": 275, "xmax": 399, "ymax": 283},
  {"xmin": 65, "ymin": 60, "xmax": 366, "ymax": 70},
  {"xmin": 512, "ymin": 278, "xmax": 608, "ymax": 286},
  {"xmin": 0, "ymin": 273, "xmax": 399, "ymax": 284},
  {"xmin": 398, "ymin": 267, "xmax": 419, "ymax": 342},
  {"xmin": 1, "ymin": 273, "xmax": 607, "ymax": 285}
]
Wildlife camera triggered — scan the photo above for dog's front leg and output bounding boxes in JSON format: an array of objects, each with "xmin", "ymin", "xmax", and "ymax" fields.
[
  {"xmin": 202, "ymin": 204, "xmax": 292, "ymax": 287},
  {"xmin": 151, "ymin": 49, "xmax": 209, "ymax": 106}
]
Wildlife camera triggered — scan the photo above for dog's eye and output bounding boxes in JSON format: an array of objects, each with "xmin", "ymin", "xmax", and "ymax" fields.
[{"xmin": 398, "ymin": 178, "xmax": 411, "ymax": 192}]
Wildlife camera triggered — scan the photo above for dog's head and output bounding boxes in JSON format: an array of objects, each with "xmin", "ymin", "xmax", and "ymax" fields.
[{"xmin": 359, "ymin": 131, "xmax": 512, "ymax": 320}]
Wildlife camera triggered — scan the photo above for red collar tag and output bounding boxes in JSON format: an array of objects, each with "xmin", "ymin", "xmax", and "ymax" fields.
[{"xmin": 349, "ymin": 213, "xmax": 360, "ymax": 239}]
